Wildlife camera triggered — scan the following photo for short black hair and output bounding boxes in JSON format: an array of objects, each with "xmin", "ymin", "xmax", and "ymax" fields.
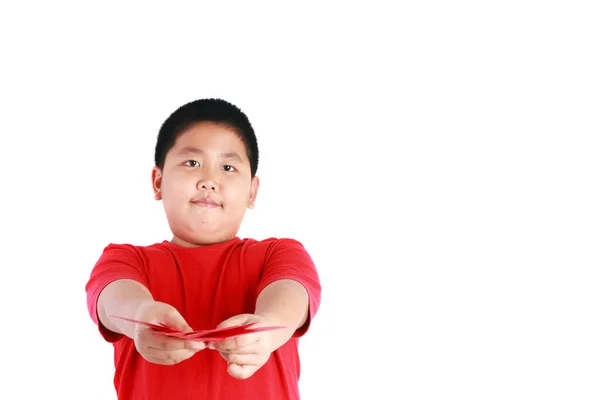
[{"xmin": 155, "ymin": 98, "xmax": 259, "ymax": 177}]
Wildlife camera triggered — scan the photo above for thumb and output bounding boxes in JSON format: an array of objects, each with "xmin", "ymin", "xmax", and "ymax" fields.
[
  {"xmin": 216, "ymin": 314, "xmax": 254, "ymax": 329},
  {"xmin": 156, "ymin": 302, "xmax": 193, "ymax": 332}
]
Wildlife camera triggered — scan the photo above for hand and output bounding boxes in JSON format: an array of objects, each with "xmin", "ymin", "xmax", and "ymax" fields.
[
  {"xmin": 132, "ymin": 300, "xmax": 206, "ymax": 365},
  {"xmin": 209, "ymin": 314, "xmax": 284, "ymax": 379}
]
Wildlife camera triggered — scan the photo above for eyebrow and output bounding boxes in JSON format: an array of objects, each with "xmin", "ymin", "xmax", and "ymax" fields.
[{"xmin": 177, "ymin": 147, "xmax": 244, "ymax": 162}]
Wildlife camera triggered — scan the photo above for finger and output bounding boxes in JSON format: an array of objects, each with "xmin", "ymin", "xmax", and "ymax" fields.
[
  {"xmin": 142, "ymin": 348, "xmax": 197, "ymax": 365},
  {"xmin": 155, "ymin": 304, "xmax": 193, "ymax": 332},
  {"xmin": 140, "ymin": 331, "xmax": 200, "ymax": 351},
  {"xmin": 216, "ymin": 314, "xmax": 253, "ymax": 330},
  {"xmin": 184, "ymin": 340, "xmax": 207, "ymax": 351},
  {"xmin": 221, "ymin": 352, "xmax": 265, "ymax": 366},
  {"xmin": 215, "ymin": 340, "xmax": 263, "ymax": 355},
  {"xmin": 227, "ymin": 363, "xmax": 259, "ymax": 380},
  {"xmin": 147, "ymin": 333, "xmax": 188, "ymax": 351},
  {"xmin": 212, "ymin": 333, "xmax": 260, "ymax": 351}
]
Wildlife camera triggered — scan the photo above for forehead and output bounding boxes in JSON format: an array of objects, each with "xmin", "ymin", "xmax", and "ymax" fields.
[{"xmin": 169, "ymin": 122, "xmax": 249, "ymax": 159}]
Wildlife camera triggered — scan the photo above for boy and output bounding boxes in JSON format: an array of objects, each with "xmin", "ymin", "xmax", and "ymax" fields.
[{"xmin": 85, "ymin": 98, "xmax": 321, "ymax": 400}]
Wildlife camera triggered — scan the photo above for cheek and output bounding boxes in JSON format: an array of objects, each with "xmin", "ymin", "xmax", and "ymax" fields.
[
  {"xmin": 224, "ymin": 183, "xmax": 251, "ymax": 201},
  {"xmin": 162, "ymin": 177, "xmax": 194, "ymax": 203}
]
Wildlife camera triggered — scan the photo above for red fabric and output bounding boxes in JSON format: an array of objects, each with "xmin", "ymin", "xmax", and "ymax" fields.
[{"xmin": 85, "ymin": 237, "xmax": 321, "ymax": 400}]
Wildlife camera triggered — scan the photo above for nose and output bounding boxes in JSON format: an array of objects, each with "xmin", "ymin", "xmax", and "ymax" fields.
[{"xmin": 197, "ymin": 166, "xmax": 219, "ymax": 191}]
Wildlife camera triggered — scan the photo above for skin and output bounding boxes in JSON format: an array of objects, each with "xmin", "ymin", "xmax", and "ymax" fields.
[
  {"xmin": 97, "ymin": 122, "xmax": 310, "ymax": 378},
  {"xmin": 151, "ymin": 121, "xmax": 259, "ymax": 247}
]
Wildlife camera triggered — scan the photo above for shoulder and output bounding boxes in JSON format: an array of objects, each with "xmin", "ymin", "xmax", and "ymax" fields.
[
  {"xmin": 241, "ymin": 237, "xmax": 309, "ymax": 254},
  {"xmin": 97, "ymin": 242, "xmax": 171, "ymax": 263},
  {"xmin": 240, "ymin": 238, "xmax": 314, "ymax": 269}
]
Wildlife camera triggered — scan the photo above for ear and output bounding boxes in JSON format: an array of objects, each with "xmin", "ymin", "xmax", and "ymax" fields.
[
  {"xmin": 152, "ymin": 166, "xmax": 163, "ymax": 200},
  {"xmin": 248, "ymin": 176, "xmax": 260, "ymax": 209}
]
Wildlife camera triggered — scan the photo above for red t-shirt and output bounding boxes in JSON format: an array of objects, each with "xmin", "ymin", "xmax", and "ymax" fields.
[{"xmin": 85, "ymin": 237, "xmax": 321, "ymax": 400}]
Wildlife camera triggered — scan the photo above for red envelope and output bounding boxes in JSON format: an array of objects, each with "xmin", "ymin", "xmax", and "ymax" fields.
[
  {"xmin": 110, "ymin": 315, "xmax": 286, "ymax": 342},
  {"xmin": 109, "ymin": 316, "xmax": 181, "ymax": 333},
  {"xmin": 176, "ymin": 323, "xmax": 287, "ymax": 340}
]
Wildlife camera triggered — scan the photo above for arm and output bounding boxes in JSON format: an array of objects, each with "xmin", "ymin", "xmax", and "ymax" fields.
[
  {"xmin": 212, "ymin": 279, "xmax": 310, "ymax": 379},
  {"xmin": 96, "ymin": 279, "xmax": 204, "ymax": 364},
  {"xmin": 254, "ymin": 279, "xmax": 309, "ymax": 348},
  {"xmin": 211, "ymin": 239, "xmax": 320, "ymax": 379},
  {"xmin": 87, "ymin": 244, "xmax": 204, "ymax": 365},
  {"xmin": 97, "ymin": 279, "xmax": 154, "ymax": 339}
]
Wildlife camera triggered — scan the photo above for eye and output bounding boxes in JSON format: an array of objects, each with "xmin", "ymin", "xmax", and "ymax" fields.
[
  {"xmin": 222, "ymin": 165, "xmax": 236, "ymax": 172},
  {"xmin": 184, "ymin": 160, "xmax": 200, "ymax": 167}
]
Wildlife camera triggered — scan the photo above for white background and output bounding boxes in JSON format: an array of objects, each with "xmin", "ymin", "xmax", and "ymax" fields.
[{"xmin": 1, "ymin": 2, "xmax": 599, "ymax": 399}]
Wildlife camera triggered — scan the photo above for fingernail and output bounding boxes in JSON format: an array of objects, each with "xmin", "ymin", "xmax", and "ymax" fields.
[{"xmin": 208, "ymin": 343, "xmax": 216, "ymax": 350}]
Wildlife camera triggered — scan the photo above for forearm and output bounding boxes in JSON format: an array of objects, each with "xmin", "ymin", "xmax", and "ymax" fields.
[
  {"xmin": 254, "ymin": 279, "xmax": 309, "ymax": 348},
  {"xmin": 97, "ymin": 279, "xmax": 154, "ymax": 338}
]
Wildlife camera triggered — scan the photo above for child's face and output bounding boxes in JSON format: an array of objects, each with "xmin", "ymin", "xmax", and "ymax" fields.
[{"xmin": 152, "ymin": 122, "xmax": 259, "ymax": 247}]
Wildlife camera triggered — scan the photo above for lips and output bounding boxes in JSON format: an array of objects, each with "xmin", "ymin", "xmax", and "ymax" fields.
[{"xmin": 192, "ymin": 198, "xmax": 221, "ymax": 208}]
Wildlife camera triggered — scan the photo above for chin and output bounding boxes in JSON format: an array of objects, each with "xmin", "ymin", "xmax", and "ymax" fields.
[{"xmin": 181, "ymin": 229, "xmax": 236, "ymax": 246}]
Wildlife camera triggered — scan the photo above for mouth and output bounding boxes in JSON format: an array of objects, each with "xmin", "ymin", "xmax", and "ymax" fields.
[{"xmin": 191, "ymin": 198, "xmax": 221, "ymax": 208}]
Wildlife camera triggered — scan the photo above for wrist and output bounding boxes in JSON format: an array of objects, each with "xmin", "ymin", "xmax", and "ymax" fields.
[
  {"xmin": 254, "ymin": 313, "xmax": 295, "ymax": 351},
  {"xmin": 117, "ymin": 299, "xmax": 155, "ymax": 338}
]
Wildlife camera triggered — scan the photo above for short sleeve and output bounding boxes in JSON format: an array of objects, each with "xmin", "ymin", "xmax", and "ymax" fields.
[
  {"xmin": 85, "ymin": 243, "xmax": 149, "ymax": 342},
  {"xmin": 257, "ymin": 239, "xmax": 321, "ymax": 338}
]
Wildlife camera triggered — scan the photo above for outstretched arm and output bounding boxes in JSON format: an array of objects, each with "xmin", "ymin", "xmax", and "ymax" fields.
[
  {"xmin": 97, "ymin": 279, "xmax": 154, "ymax": 338},
  {"xmin": 254, "ymin": 279, "xmax": 309, "ymax": 347},
  {"xmin": 211, "ymin": 279, "xmax": 310, "ymax": 379},
  {"xmin": 96, "ymin": 279, "xmax": 205, "ymax": 364}
]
